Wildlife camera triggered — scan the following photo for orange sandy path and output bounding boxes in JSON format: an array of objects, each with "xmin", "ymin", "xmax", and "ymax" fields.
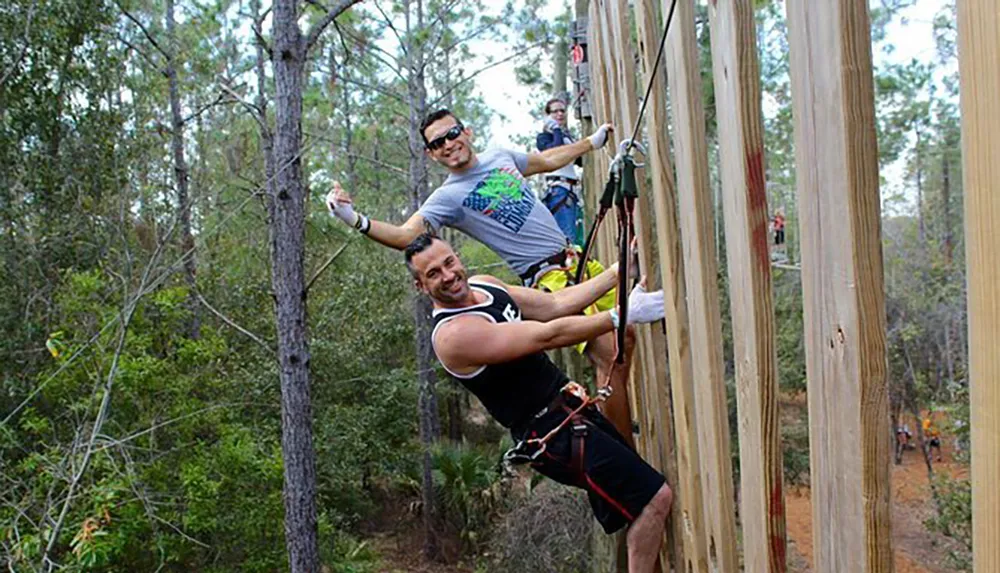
[{"xmin": 784, "ymin": 446, "xmax": 966, "ymax": 573}]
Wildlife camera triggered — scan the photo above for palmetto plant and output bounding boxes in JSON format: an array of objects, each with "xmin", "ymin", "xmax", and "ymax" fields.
[{"xmin": 431, "ymin": 443, "xmax": 504, "ymax": 550}]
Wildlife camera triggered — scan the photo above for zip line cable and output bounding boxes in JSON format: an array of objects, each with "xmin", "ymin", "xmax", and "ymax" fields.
[{"xmin": 625, "ymin": 0, "xmax": 679, "ymax": 156}]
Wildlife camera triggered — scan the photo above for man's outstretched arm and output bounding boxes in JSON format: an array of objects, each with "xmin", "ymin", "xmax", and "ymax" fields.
[
  {"xmin": 472, "ymin": 267, "xmax": 619, "ymax": 322},
  {"xmin": 436, "ymin": 313, "xmax": 616, "ymax": 371},
  {"xmin": 522, "ymin": 123, "xmax": 614, "ymax": 177},
  {"xmin": 435, "ymin": 287, "xmax": 663, "ymax": 372},
  {"xmin": 325, "ymin": 181, "xmax": 428, "ymax": 250}
]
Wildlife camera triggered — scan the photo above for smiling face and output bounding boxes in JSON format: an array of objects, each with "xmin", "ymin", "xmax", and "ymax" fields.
[
  {"xmin": 423, "ymin": 115, "xmax": 475, "ymax": 172},
  {"xmin": 547, "ymin": 101, "xmax": 568, "ymax": 127},
  {"xmin": 409, "ymin": 238, "xmax": 472, "ymax": 306}
]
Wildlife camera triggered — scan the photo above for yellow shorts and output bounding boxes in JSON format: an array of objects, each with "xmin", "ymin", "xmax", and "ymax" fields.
[{"xmin": 535, "ymin": 258, "xmax": 617, "ymax": 353}]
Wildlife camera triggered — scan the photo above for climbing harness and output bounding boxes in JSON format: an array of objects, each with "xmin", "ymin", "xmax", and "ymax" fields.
[
  {"xmin": 503, "ymin": 381, "xmax": 612, "ymax": 470},
  {"xmin": 504, "ymin": 0, "xmax": 681, "ymax": 467},
  {"xmin": 573, "ymin": 0, "xmax": 677, "ymax": 359},
  {"xmin": 612, "ymin": 140, "xmax": 644, "ymax": 364}
]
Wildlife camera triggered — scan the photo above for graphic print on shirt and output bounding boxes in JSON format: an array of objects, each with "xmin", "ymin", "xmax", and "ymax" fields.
[
  {"xmin": 461, "ymin": 168, "xmax": 535, "ymax": 233},
  {"xmin": 501, "ymin": 302, "xmax": 520, "ymax": 323}
]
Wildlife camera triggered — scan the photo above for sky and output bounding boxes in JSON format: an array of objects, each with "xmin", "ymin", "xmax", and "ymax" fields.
[{"xmin": 471, "ymin": 0, "xmax": 950, "ymax": 212}]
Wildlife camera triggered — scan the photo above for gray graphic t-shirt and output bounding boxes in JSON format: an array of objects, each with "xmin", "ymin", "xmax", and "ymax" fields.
[{"xmin": 418, "ymin": 148, "xmax": 568, "ymax": 274}]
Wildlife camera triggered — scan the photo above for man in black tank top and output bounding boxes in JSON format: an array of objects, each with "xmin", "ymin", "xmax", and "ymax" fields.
[{"xmin": 405, "ymin": 234, "xmax": 673, "ymax": 573}]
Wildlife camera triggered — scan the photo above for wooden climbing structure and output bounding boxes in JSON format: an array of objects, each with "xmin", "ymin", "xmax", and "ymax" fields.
[{"xmin": 579, "ymin": 0, "xmax": 998, "ymax": 571}]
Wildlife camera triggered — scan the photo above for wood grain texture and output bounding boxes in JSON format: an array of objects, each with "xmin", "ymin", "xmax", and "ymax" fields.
[
  {"xmin": 705, "ymin": 1, "xmax": 782, "ymax": 570},
  {"xmin": 706, "ymin": 0, "xmax": 790, "ymax": 570},
  {"xmin": 633, "ymin": 0, "xmax": 711, "ymax": 571},
  {"xmin": 956, "ymin": 1, "xmax": 1000, "ymax": 570},
  {"xmin": 785, "ymin": 0, "xmax": 892, "ymax": 571},
  {"xmin": 594, "ymin": 3, "xmax": 681, "ymax": 568}
]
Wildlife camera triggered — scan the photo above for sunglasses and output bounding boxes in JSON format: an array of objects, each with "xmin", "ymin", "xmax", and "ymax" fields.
[
  {"xmin": 550, "ymin": 108, "xmax": 567, "ymax": 114},
  {"xmin": 426, "ymin": 123, "xmax": 465, "ymax": 151}
]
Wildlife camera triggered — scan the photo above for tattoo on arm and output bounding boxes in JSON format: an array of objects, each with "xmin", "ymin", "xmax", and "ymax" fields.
[{"xmin": 422, "ymin": 218, "xmax": 436, "ymax": 236}]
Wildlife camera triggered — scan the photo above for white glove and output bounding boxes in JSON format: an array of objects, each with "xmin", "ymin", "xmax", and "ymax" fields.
[
  {"xmin": 325, "ymin": 184, "xmax": 370, "ymax": 233},
  {"xmin": 543, "ymin": 116, "xmax": 561, "ymax": 133},
  {"xmin": 588, "ymin": 123, "xmax": 614, "ymax": 149},
  {"xmin": 609, "ymin": 284, "xmax": 664, "ymax": 327},
  {"xmin": 626, "ymin": 284, "xmax": 664, "ymax": 324}
]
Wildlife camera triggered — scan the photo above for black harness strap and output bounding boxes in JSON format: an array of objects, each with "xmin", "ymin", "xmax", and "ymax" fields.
[
  {"xmin": 575, "ymin": 173, "xmax": 618, "ymax": 285},
  {"xmin": 614, "ymin": 156, "xmax": 639, "ymax": 364}
]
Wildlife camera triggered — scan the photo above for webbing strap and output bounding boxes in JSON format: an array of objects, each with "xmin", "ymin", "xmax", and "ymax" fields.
[
  {"xmin": 613, "ymin": 156, "xmax": 639, "ymax": 364},
  {"xmin": 574, "ymin": 173, "xmax": 618, "ymax": 285}
]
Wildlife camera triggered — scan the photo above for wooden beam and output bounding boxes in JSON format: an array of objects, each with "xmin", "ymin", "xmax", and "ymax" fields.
[
  {"xmin": 587, "ymin": 10, "xmax": 635, "ymax": 573},
  {"xmin": 633, "ymin": 0, "xmax": 710, "ymax": 571},
  {"xmin": 595, "ymin": 2, "xmax": 682, "ymax": 569},
  {"xmin": 704, "ymin": 1, "xmax": 778, "ymax": 570},
  {"xmin": 957, "ymin": 0, "xmax": 1000, "ymax": 570},
  {"xmin": 603, "ymin": 0, "xmax": 673, "ymax": 462},
  {"xmin": 785, "ymin": 0, "xmax": 892, "ymax": 571}
]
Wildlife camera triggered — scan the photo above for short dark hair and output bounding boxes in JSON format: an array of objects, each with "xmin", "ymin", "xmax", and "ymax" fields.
[
  {"xmin": 420, "ymin": 109, "xmax": 460, "ymax": 146},
  {"xmin": 404, "ymin": 232, "xmax": 439, "ymax": 276},
  {"xmin": 544, "ymin": 98, "xmax": 567, "ymax": 114}
]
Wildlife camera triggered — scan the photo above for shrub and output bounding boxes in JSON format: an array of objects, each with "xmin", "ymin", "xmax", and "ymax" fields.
[
  {"xmin": 925, "ymin": 473, "xmax": 972, "ymax": 571},
  {"xmin": 487, "ymin": 481, "xmax": 593, "ymax": 573}
]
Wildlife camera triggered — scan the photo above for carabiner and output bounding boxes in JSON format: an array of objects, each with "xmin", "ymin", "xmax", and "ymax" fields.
[{"xmin": 618, "ymin": 138, "xmax": 647, "ymax": 168}]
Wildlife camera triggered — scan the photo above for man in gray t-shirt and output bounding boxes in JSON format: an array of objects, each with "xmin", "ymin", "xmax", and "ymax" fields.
[
  {"xmin": 417, "ymin": 146, "xmax": 567, "ymax": 276},
  {"xmin": 325, "ymin": 109, "xmax": 636, "ymax": 442}
]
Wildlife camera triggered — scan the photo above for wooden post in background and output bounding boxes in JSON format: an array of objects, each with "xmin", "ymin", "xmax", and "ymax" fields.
[
  {"xmin": 588, "ymin": 10, "xmax": 633, "ymax": 572},
  {"xmin": 956, "ymin": 0, "xmax": 1000, "ymax": 570},
  {"xmin": 603, "ymin": 0, "xmax": 676, "ymax": 477},
  {"xmin": 592, "ymin": 3, "xmax": 681, "ymax": 569},
  {"xmin": 785, "ymin": 0, "xmax": 892, "ymax": 571},
  {"xmin": 706, "ymin": 0, "xmax": 786, "ymax": 571},
  {"xmin": 633, "ymin": 0, "xmax": 708, "ymax": 570},
  {"xmin": 663, "ymin": 0, "xmax": 738, "ymax": 570}
]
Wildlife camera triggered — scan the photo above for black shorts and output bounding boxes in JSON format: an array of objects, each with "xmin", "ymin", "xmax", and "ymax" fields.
[{"xmin": 518, "ymin": 398, "xmax": 667, "ymax": 534}]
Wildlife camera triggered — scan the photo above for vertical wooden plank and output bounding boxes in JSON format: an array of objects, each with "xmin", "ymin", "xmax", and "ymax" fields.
[
  {"xmin": 603, "ymin": 0, "xmax": 671, "ymax": 456},
  {"xmin": 956, "ymin": 1, "xmax": 1000, "ymax": 570},
  {"xmin": 594, "ymin": 0, "xmax": 652, "ymax": 461},
  {"xmin": 596, "ymin": 3, "xmax": 683, "ymax": 569},
  {"xmin": 633, "ymin": 0, "xmax": 710, "ymax": 571},
  {"xmin": 785, "ymin": 1, "xmax": 892, "ymax": 571},
  {"xmin": 587, "ymin": 10, "xmax": 636, "ymax": 573},
  {"xmin": 705, "ymin": 0, "xmax": 787, "ymax": 571}
]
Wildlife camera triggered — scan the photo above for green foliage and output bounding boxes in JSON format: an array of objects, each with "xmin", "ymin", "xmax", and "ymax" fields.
[
  {"xmin": 781, "ymin": 422, "xmax": 810, "ymax": 486},
  {"xmin": 431, "ymin": 442, "xmax": 506, "ymax": 551},
  {"xmin": 925, "ymin": 474, "xmax": 972, "ymax": 571}
]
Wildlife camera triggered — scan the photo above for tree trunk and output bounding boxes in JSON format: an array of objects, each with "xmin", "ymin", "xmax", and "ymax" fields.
[
  {"xmin": 271, "ymin": 1, "xmax": 319, "ymax": 570},
  {"xmin": 554, "ymin": 20, "xmax": 568, "ymax": 97},
  {"xmin": 436, "ymin": 43, "xmax": 462, "ymax": 443},
  {"xmin": 166, "ymin": 0, "xmax": 200, "ymax": 339},
  {"xmin": 405, "ymin": 0, "xmax": 441, "ymax": 559},
  {"xmin": 916, "ymin": 129, "xmax": 925, "ymax": 241},
  {"xmin": 942, "ymin": 150, "xmax": 953, "ymax": 265},
  {"xmin": 331, "ymin": 43, "xmax": 358, "ymax": 191}
]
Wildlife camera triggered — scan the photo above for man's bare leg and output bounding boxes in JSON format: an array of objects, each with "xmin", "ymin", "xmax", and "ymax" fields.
[
  {"xmin": 586, "ymin": 327, "xmax": 636, "ymax": 446},
  {"xmin": 626, "ymin": 484, "xmax": 672, "ymax": 573}
]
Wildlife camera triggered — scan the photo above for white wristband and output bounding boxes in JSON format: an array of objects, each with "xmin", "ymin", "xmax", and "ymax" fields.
[
  {"xmin": 608, "ymin": 308, "xmax": 620, "ymax": 329},
  {"xmin": 355, "ymin": 214, "xmax": 371, "ymax": 234}
]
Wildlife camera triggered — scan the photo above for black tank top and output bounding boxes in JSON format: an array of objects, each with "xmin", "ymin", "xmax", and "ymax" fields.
[{"xmin": 431, "ymin": 281, "xmax": 567, "ymax": 430}]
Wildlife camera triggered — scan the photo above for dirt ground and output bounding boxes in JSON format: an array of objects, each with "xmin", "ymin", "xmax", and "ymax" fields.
[
  {"xmin": 784, "ymin": 443, "xmax": 966, "ymax": 573},
  {"xmin": 366, "ymin": 405, "xmax": 966, "ymax": 572}
]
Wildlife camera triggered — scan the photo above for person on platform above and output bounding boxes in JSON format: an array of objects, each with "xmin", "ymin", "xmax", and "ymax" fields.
[{"xmin": 536, "ymin": 97, "xmax": 584, "ymax": 247}]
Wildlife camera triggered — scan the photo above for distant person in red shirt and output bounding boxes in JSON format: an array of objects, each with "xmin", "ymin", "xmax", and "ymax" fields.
[{"xmin": 773, "ymin": 209, "xmax": 786, "ymax": 247}]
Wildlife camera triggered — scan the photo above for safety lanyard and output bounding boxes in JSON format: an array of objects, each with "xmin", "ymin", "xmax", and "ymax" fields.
[{"xmin": 614, "ymin": 155, "xmax": 638, "ymax": 364}]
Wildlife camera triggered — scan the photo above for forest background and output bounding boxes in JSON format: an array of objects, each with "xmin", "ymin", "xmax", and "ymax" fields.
[{"xmin": 0, "ymin": 0, "xmax": 971, "ymax": 570}]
